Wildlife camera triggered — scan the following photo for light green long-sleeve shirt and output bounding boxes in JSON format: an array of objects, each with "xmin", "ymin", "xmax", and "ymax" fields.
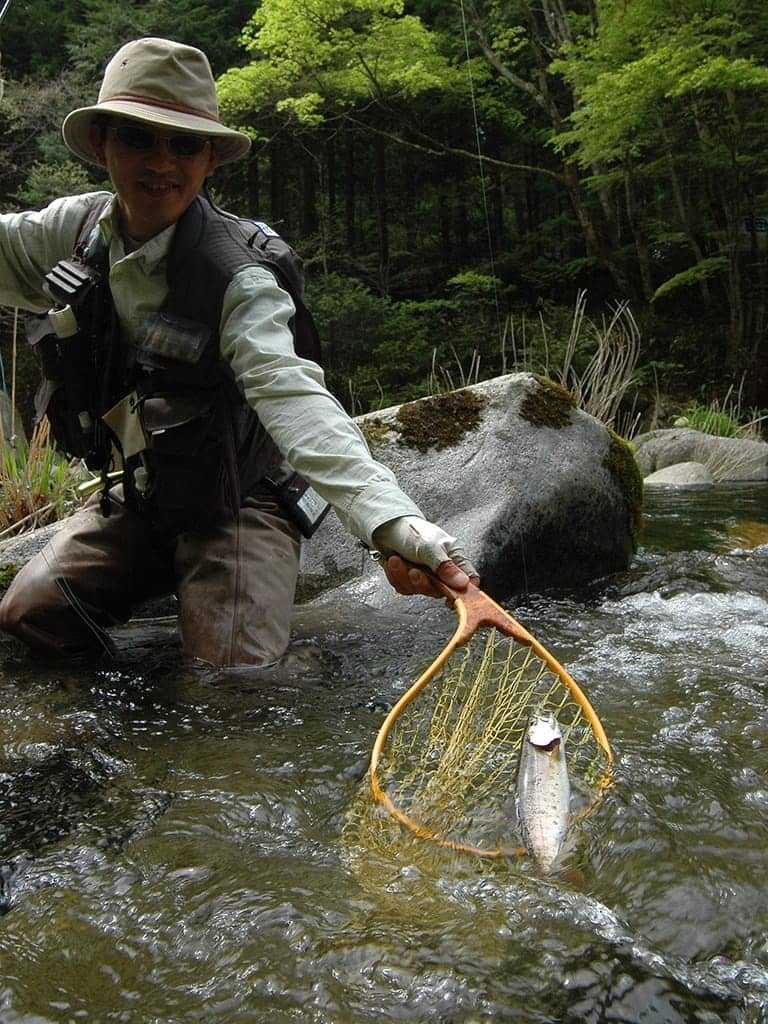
[{"xmin": 0, "ymin": 191, "xmax": 422, "ymax": 545}]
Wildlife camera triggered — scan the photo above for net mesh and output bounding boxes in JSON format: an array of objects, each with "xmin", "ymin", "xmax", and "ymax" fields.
[{"xmin": 343, "ymin": 626, "xmax": 612, "ymax": 862}]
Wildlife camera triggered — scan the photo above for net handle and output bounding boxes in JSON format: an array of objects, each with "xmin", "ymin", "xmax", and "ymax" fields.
[{"xmin": 369, "ymin": 577, "xmax": 613, "ymax": 850}]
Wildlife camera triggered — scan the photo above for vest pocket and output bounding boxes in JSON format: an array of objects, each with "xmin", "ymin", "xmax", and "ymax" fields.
[{"xmin": 137, "ymin": 394, "xmax": 238, "ymax": 529}]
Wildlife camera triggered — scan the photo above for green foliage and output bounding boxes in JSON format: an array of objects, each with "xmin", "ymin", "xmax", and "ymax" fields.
[
  {"xmin": 446, "ymin": 271, "xmax": 500, "ymax": 298},
  {"xmin": 678, "ymin": 387, "xmax": 767, "ymax": 439},
  {"xmin": 652, "ymin": 256, "xmax": 730, "ymax": 304},
  {"xmin": 14, "ymin": 163, "xmax": 104, "ymax": 209},
  {"xmin": 0, "ymin": 0, "xmax": 82, "ymax": 77},
  {"xmin": 218, "ymin": 0, "xmax": 471, "ymax": 132},
  {"xmin": 2, "ymin": 0, "xmax": 767, "ymax": 424},
  {"xmin": 308, "ymin": 269, "xmax": 508, "ymax": 412},
  {"xmin": 680, "ymin": 401, "xmax": 744, "ymax": 438},
  {"xmin": 552, "ymin": 9, "xmax": 768, "ymax": 167},
  {"xmin": 2, "ymin": 0, "xmax": 253, "ymax": 78}
]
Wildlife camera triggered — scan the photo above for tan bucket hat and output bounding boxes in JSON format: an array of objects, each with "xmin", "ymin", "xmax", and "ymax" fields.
[{"xmin": 62, "ymin": 37, "xmax": 251, "ymax": 166}]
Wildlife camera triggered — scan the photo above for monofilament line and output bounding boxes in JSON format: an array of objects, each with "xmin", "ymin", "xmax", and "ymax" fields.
[{"xmin": 459, "ymin": 0, "xmax": 504, "ymax": 348}]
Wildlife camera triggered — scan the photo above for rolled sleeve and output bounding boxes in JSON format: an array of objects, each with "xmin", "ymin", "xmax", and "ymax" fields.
[{"xmin": 219, "ymin": 266, "xmax": 423, "ymax": 544}]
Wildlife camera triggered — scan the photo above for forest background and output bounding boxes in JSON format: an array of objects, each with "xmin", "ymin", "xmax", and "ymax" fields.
[{"xmin": 1, "ymin": 0, "xmax": 767, "ymax": 435}]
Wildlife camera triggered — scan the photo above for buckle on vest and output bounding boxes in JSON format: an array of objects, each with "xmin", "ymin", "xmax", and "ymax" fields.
[{"xmin": 43, "ymin": 258, "xmax": 100, "ymax": 309}]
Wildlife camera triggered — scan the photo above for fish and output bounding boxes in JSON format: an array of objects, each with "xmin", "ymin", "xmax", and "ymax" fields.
[{"xmin": 516, "ymin": 712, "xmax": 571, "ymax": 873}]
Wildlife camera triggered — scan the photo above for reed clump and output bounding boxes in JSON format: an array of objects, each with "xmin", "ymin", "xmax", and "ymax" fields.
[{"xmin": 0, "ymin": 416, "xmax": 88, "ymax": 539}]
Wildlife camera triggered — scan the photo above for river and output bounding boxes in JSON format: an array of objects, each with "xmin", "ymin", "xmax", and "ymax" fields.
[{"xmin": 0, "ymin": 483, "xmax": 766, "ymax": 1023}]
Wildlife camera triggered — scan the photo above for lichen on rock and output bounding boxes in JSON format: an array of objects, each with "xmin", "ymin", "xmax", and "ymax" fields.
[
  {"xmin": 520, "ymin": 376, "xmax": 576, "ymax": 429},
  {"xmin": 603, "ymin": 430, "xmax": 644, "ymax": 541},
  {"xmin": 359, "ymin": 416, "xmax": 393, "ymax": 452},
  {"xmin": 0, "ymin": 564, "xmax": 19, "ymax": 597},
  {"xmin": 394, "ymin": 389, "xmax": 485, "ymax": 453}
]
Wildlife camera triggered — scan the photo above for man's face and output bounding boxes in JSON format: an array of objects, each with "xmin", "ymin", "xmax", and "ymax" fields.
[{"xmin": 90, "ymin": 118, "xmax": 220, "ymax": 241}]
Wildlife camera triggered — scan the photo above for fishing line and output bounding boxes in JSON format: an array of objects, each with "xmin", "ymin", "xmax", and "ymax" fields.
[{"xmin": 458, "ymin": 0, "xmax": 504, "ymax": 349}]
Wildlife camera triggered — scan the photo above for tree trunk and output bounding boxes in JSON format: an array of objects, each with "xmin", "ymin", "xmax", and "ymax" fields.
[
  {"xmin": 269, "ymin": 139, "xmax": 284, "ymax": 226},
  {"xmin": 302, "ymin": 149, "xmax": 318, "ymax": 237},
  {"xmin": 344, "ymin": 134, "xmax": 356, "ymax": 252},
  {"xmin": 374, "ymin": 134, "xmax": 389, "ymax": 294},
  {"xmin": 623, "ymin": 155, "xmax": 654, "ymax": 302},
  {"xmin": 247, "ymin": 154, "xmax": 260, "ymax": 218}
]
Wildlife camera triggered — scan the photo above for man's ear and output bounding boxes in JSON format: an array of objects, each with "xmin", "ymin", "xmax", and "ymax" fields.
[
  {"xmin": 89, "ymin": 120, "xmax": 108, "ymax": 167},
  {"xmin": 206, "ymin": 142, "xmax": 221, "ymax": 177}
]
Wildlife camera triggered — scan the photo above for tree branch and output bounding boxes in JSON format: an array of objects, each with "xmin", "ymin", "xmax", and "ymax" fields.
[{"xmin": 342, "ymin": 112, "xmax": 565, "ymax": 184}]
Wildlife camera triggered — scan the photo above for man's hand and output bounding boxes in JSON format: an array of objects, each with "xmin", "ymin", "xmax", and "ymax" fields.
[{"xmin": 372, "ymin": 516, "xmax": 479, "ymax": 598}]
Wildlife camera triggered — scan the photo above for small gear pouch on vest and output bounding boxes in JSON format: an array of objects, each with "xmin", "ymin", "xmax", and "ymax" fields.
[
  {"xmin": 137, "ymin": 313, "xmax": 211, "ymax": 369},
  {"xmin": 127, "ymin": 313, "xmax": 238, "ymax": 530},
  {"xmin": 26, "ymin": 314, "xmax": 103, "ymax": 463}
]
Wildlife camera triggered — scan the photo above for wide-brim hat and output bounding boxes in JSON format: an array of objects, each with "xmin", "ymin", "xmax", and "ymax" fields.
[{"xmin": 62, "ymin": 37, "xmax": 251, "ymax": 166}]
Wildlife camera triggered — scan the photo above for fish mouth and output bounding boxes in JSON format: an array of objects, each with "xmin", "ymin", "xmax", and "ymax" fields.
[
  {"xmin": 526, "ymin": 713, "xmax": 563, "ymax": 748},
  {"xmin": 532, "ymin": 736, "xmax": 561, "ymax": 753}
]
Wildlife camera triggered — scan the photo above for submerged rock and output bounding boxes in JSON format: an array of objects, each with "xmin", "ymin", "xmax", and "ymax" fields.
[{"xmin": 644, "ymin": 462, "xmax": 714, "ymax": 490}]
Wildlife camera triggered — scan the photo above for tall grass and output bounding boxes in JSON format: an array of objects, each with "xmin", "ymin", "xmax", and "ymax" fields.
[
  {"xmin": 505, "ymin": 290, "xmax": 642, "ymax": 437},
  {"xmin": 0, "ymin": 416, "xmax": 87, "ymax": 538},
  {"xmin": 680, "ymin": 380, "xmax": 767, "ymax": 440},
  {"xmin": 0, "ymin": 306, "xmax": 90, "ymax": 537},
  {"xmin": 558, "ymin": 291, "xmax": 642, "ymax": 436},
  {"xmin": 428, "ymin": 344, "xmax": 482, "ymax": 396}
]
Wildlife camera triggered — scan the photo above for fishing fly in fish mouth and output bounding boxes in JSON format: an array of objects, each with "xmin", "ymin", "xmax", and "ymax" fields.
[{"xmin": 516, "ymin": 712, "xmax": 571, "ymax": 874}]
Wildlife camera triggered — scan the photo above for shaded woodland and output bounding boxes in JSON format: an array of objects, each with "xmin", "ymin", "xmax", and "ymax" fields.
[{"xmin": 1, "ymin": 0, "xmax": 767, "ymax": 426}]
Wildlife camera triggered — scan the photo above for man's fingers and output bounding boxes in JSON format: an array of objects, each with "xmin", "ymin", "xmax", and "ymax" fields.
[
  {"xmin": 434, "ymin": 558, "xmax": 476, "ymax": 590},
  {"xmin": 383, "ymin": 556, "xmax": 445, "ymax": 597},
  {"xmin": 382, "ymin": 556, "xmax": 478, "ymax": 599}
]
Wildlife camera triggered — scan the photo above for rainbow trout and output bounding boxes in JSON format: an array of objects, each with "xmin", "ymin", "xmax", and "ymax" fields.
[{"xmin": 516, "ymin": 712, "xmax": 571, "ymax": 873}]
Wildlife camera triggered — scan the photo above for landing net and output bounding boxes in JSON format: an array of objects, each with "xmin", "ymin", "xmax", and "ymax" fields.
[{"xmin": 344, "ymin": 627, "xmax": 612, "ymax": 861}]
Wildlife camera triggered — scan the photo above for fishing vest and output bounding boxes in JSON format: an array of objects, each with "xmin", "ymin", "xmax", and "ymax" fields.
[{"xmin": 28, "ymin": 195, "xmax": 324, "ymax": 535}]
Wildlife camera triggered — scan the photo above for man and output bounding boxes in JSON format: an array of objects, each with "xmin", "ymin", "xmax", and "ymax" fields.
[{"xmin": 0, "ymin": 37, "xmax": 476, "ymax": 667}]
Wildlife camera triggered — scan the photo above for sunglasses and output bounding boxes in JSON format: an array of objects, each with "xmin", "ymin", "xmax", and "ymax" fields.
[{"xmin": 109, "ymin": 123, "xmax": 211, "ymax": 158}]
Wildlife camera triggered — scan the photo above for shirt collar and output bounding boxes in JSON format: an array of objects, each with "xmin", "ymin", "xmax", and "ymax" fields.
[{"xmin": 98, "ymin": 194, "xmax": 177, "ymax": 271}]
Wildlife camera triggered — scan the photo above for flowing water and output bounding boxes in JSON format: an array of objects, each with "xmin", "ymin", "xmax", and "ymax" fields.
[{"xmin": 0, "ymin": 484, "xmax": 766, "ymax": 1023}]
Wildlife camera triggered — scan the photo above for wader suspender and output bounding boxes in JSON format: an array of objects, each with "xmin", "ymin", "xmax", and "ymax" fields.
[{"xmin": 36, "ymin": 197, "xmax": 118, "ymax": 515}]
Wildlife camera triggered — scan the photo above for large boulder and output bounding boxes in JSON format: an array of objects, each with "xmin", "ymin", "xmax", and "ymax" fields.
[
  {"xmin": 299, "ymin": 373, "xmax": 642, "ymax": 603},
  {"xmin": 632, "ymin": 428, "xmax": 768, "ymax": 482}
]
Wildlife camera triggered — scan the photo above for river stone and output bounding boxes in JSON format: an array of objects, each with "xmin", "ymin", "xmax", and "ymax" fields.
[
  {"xmin": 633, "ymin": 428, "xmax": 768, "ymax": 482},
  {"xmin": 643, "ymin": 462, "xmax": 714, "ymax": 490},
  {"xmin": 299, "ymin": 372, "xmax": 642, "ymax": 604}
]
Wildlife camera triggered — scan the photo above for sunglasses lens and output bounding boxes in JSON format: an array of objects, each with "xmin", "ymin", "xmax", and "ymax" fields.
[
  {"xmin": 112, "ymin": 125, "xmax": 209, "ymax": 157},
  {"xmin": 114, "ymin": 124, "xmax": 155, "ymax": 150},
  {"xmin": 169, "ymin": 134, "xmax": 208, "ymax": 157}
]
